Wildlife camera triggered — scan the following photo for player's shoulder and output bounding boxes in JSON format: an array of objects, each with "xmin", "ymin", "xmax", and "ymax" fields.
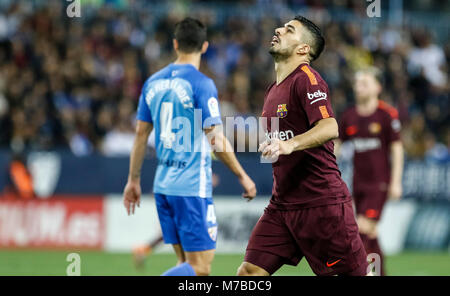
[
  {"xmin": 294, "ymin": 63, "xmax": 327, "ymax": 88},
  {"xmin": 191, "ymin": 72, "xmax": 217, "ymax": 96},
  {"xmin": 148, "ymin": 64, "xmax": 172, "ymax": 82},
  {"xmin": 341, "ymin": 105, "xmax": 357, "ymax": 119},
  {"xmin": 265, "ymin": 81, "xmax": 276, "ymax": 93},
  {"xmin": 141, "ymin": 65, "xmax": 171, "ymax": 92},
  {"xmin": 377, "ymin": 100, "xmax": 399, "ymax": 119},
  {"xmin": 192, "ymin": 70, "xmax": 215, "ymax": 85}
]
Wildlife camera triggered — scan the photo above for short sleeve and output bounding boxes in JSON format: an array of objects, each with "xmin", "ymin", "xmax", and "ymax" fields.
[
  {"xmin": 295, "ymin": 74, "xmax": 334, "ymax": 127},
  {"xmin": 386, "ymin": 110, "xmax": 401, "ymax": 144},
  {"xmin": 338, "ymin": 113, "xmax": 348, "ymax": 142},
  {"xmin": 195, "ymin": 78, "xmax": 222, "ymax": 128},
  {"xmin": 136, "ymin": 87, "xmax": 152, "ymax": 123}
]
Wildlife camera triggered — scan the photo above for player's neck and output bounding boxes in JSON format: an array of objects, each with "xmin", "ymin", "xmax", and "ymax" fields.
[
  {"xmin": 356, "ymin": 97, "xmax": 379, "ymax": 116},
  {"xmin": 274, "ymin": 57, "xmax": 309, "ymax": 85},
  {"xmin": 174, "ymin": 53, "xmax": 201, "ymax": 70}
]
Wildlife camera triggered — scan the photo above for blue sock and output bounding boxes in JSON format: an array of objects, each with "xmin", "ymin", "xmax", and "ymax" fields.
[{"xmin": 161, "ymin": 262, "xmax": 196, "ymax": 276}]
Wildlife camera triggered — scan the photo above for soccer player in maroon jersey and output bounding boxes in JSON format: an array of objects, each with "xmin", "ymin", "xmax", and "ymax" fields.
[
  {"xmin": 335, "ymin": 67, "xmax": 404, "ymax": 276},
  {"xmin": 236, "ymin": 16, "xmax": 369, "ymax": 276}
]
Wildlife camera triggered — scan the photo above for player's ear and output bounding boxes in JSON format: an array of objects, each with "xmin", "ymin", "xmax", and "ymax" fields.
[
  {"xmin": 297, "ymin": 43, "xmax": 310, "ymax": 56},
  {"xmin": 173, "ymin": 39, "xmax": 179, "ymax": 51},
  {"xmin": 201, "ymin": 41, "xmax": 209, "ymax": 54}
]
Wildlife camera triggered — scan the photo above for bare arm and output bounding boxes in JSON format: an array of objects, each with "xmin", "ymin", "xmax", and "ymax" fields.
[
  {"xmin": 128, "ymin": 121, "xmax": 153, "ymax": 181},
  {"xmin": 123, "ymin": 120, "xmax": 153, "ymax": 215},
  {"xmin": 334, "ymin": 139, "xmax": 342, "ymax": 158},
  {"xmin": 388, "ymin": 140, "xmax": 404, "ymax": 200},
  {"xmin": 205, "ymin": 126, "xmax": 246, "ymax": 178},
  {"xmin": 205, "ymin": 125, "xmax": 256, "ymax": 200},
  {"xmin": 288, "ymin": 117, "xmax": 339, "ymax": 152},
  {"xmin": 260, "ymin": 117, "xmax": 339, "ymax": 157}
]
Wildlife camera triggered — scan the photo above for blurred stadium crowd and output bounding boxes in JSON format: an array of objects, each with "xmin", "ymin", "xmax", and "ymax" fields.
[{"xmin": 0, "ymin": 0, "xmax": 448, "ymax": 161}]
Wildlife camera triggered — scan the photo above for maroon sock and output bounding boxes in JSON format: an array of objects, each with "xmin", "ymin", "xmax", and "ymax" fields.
[{"xmin": 359, "ymin": 234, "xmax": 385, "ymax": 276}]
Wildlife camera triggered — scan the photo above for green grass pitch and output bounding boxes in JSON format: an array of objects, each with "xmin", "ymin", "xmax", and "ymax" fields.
[{"xmin": 0, "ymin": 250, "xmax": 449, "ymax": 276}]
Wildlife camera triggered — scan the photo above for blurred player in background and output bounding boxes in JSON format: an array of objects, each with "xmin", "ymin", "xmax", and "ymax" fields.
[
  {"xmin": 335, "ymin": 67, "xmax": 404, "ymax": 275},
  {"xmin": 2, "ymin": 153, "xmax": 34, "ymax": 200},
  {"xmin": 237, "ymin": 16, "xmax": 368, "ymax": 276},
  {"xmin": 123, "ymin": 17, "xmax": 256, "ymax": 276},
  {"xmin": 132, "ymin": 234, "xmax": 164, "ymax": 269}
]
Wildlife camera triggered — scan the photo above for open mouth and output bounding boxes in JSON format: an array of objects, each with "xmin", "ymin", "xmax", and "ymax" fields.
[{"xmin": 271, "ymin": 36, "xmax": 279, "ymax": 45}]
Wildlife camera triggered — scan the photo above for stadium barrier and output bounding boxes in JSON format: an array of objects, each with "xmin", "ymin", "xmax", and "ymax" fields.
[
  {"xmin": 0, "ymin": 151, "xmax": 449, "ymax": 252},
  {"xmin": 102, "ymin": 195, "xmax": 450, "ymax": 255},
  {"xmin": 0, "ymin": 151, "xmax": 448, "ymax": 200},
  {"xmin": 1, "ymin": 195, "xmax": 449, "ymax": 255},
  {"xmin": 0, "ymin": 196, "xmax": 104, "ymax": 249}
]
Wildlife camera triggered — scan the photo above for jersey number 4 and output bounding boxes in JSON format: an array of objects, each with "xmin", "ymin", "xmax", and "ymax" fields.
[
  {"xmin": 206, "ymin": 204, "xmax": 217, "ymax": 225},
  {"xmin": 160, "ymin": 102, "xmax": 176, "ymax": 148}
]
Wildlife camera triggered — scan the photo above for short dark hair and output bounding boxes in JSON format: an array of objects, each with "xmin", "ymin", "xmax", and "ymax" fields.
[
  {"xmin": 174, "ymin": 17, "xmax": 207, "ymax": 53},
  {"xmin": 293, "ymin": 15, "xmax": 325, "ymax": 61}
]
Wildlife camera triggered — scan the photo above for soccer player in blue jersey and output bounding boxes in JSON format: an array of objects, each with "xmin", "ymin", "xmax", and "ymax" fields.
[{"xmin": 122, "ymin": 18, "xmax": 257, "ymax": 276}]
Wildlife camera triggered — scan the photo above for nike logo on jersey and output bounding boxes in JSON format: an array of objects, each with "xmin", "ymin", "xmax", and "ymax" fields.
[{"xmin": 326, "ymin": 259, "xmax": 341, "ymax": 267}]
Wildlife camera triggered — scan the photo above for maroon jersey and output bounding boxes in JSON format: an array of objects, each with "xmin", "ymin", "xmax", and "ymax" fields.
[
  {"xmin": 262, "ymin": 63, "xmax": 350, "ymax": 210},
  {"xmin": 339, "ymin": 101, "xmax": 401, "ymax": 191}
]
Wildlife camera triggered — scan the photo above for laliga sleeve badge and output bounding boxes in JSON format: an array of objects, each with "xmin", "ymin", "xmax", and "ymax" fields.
[
  {"xmin": 391, "ymin": 119, "xmax": 401, "ymax": 132},
  {"xmin": 207, "ymin": 97, "xmax": 220, "ymax": 117},
  {"xmin": 276, "ymin": 104, "xmax": 288, "ymax": 118}
]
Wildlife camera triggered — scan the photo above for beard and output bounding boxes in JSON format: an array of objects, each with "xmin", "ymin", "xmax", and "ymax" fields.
[{"xmin": 269, "ymin": 43, "xmax": 297, "ymax": 62}]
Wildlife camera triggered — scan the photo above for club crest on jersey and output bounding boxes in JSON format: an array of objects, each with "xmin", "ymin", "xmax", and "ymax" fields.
[
  {"xmin": 369, "ymin": 122, "xmax": 382, "ymax": 134},
  {"xmin": 276, "ymin": 104, "xmax": 288, "ymax": 118},
  {"xmin": 208, "ymin": 226, "xmax": 218, "ymax": 241}
]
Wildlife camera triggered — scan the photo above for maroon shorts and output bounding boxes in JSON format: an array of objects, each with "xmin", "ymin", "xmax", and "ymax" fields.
[
  {"xmin": 244, "ymin": 201, "xmax": 368, "ymax": 276},
  {"xmin": 353, "ymin": 186, "xmax": 388, "ymax": 221}
]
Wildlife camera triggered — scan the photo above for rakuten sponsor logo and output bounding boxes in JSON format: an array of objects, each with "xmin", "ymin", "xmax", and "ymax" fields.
[
  {"xmin": 0, "ymin": 198, "xmax": 104, "ymax": 249},
  {"xmin": 353, "ymin": 138, "xmax": 381, "ymax": 152},
  {"xmin": 307, "ymin": 90, "xmax": 327, "ymax": 104},
  {"xmin": 265, "ymin": 130, "xmax": 294, "ymax": 141}
]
